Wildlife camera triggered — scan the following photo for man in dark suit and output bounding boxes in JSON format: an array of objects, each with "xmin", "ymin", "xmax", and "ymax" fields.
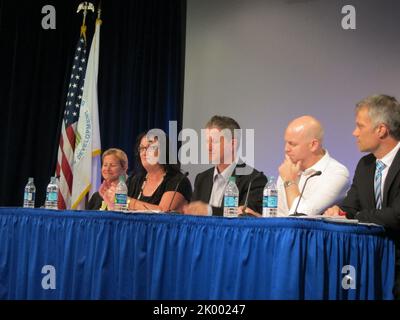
[
  {"xmin": 184, "ymin": 115, "xmax": 267, "ymax": 216},
  {"xmin": 325, "ymin": 94, "xmax": 400, "ymax": 299}
]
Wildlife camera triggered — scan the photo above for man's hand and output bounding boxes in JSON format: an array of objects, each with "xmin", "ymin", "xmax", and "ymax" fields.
[
  {"xmin": 183, "ymin": 201, "xmax": 209, "ymax": 215},
  {"xmin": 324, "ymin": 205, "xmax": 342, "ymax": 217},
  {"xmin": 238, "ymin": 206, "xmax": 261, "ymax": 217},
  {"xmin": 279, "ymin": 155, "xmax": 301, "ymax": 182}
]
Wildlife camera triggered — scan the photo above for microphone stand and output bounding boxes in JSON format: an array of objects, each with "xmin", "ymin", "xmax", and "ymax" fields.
[
  {"xmin": 240, "ymin": 171, "xmax": 264, "ymax": 217},
  {"xmin": 167, "ymin": 171, "xmax": 189, "ymax": 212},
  {"xmin": 291, "ymin": 171, "xmax": 322, "ymax": 216}
]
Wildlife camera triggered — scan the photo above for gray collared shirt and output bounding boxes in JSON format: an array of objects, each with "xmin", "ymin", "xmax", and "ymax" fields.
[{"xmin": 207, "ymin": 161, "xmax": 238, "ymax": 215}]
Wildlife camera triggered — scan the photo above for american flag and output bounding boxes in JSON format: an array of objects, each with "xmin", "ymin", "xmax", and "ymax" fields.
[{"xmin": 56, "ymin": 35, "xmax": 88, "ymax": 209}]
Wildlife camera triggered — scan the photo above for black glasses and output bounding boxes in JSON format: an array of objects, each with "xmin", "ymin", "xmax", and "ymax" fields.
[{"xmin": 138, "ymin": 145, "xmax": 158, "ymax": 153}]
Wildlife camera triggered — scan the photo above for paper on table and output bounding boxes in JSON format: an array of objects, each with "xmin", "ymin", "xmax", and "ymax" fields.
[
  {"xmin": 290, "ymin": 215, "xmax": 324, "ymax": 220},
  {"xmin": 290, "ymin": 215, "xmax": 380, "ymax": 227},
  {"xmin": 125, "ymin": 209, "xmax": 161, "ymax": 214},
  {"xmin": 322, "ymin": 216, "xmax": 359, "ymax": 224},
  {"xmin": 322, "ymin": 216, "xmax": 380, "ymax": 227}
]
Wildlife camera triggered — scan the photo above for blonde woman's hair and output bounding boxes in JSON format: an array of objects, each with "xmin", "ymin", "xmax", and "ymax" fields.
[{"xmin": 102, "ymin": 148, "xmax": 129, "ymax": 170}]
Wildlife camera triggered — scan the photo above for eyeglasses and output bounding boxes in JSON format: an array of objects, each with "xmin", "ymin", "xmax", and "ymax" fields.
[{"xmin": 138, "ymin": 145, "xmax": 158, "ymax": 153}]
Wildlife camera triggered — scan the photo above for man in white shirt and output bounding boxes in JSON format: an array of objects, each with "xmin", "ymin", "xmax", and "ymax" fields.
[{"xmin": 277, "ymin": 115, "xmax": 350, "ymax": 216}]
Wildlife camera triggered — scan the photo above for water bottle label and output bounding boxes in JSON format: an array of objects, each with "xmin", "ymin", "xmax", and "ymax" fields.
[
  {"xmin": 47, "ymin": 192, "xmax": 58, "ymax": 201},
  {"xmin": 263, "ymin": 196, "xmax": 277, "ymax": 208},
  {"xmin": 24, "ymin": 192, "xmax": 34, "ymax": 201},
  {"xmin": 224, "ymin": 196, "xmax": 238, "ymax": 207},
  {"xmin": 115, "ymin": 193, "xmax": 127, "ymax": 205}
]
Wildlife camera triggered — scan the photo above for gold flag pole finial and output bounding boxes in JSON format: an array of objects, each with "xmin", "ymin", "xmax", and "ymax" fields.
[{"xmin": 77, "ymin": 2, "xmax": 95, "ymax": 41}]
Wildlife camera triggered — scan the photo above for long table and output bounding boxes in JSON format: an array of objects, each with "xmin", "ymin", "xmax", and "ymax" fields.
[{"xmin": 0, "ymin": 207, "xmax": 395, "ymax": 299}]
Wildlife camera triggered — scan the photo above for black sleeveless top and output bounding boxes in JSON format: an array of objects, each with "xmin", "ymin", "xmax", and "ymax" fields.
[
  {"xmin": 87, "ymin": 171, "xmax": 192, "ymax": 210},
  {"xmin": 127, "ymin": 171, "xmax": 192, "ymax": 205}
]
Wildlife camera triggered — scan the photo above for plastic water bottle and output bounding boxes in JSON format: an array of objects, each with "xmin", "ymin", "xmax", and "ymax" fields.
[
  {"xmin": 23, "ymin": 177, "xmax": 36, "ymax": 208},
  {"xmin": 45, "ymin": 176, "xmax": 59, "ymax": 210},
  {"xmin": 114, "ymin": 175, "xmax": 128, "ymax": 212},
  {"xmin": 263, "ymin": 176, "xmax": 277, "ymax": 217},
  {"xmin": 223, "ymin": 176, "xmax": 239, "ymax": 218}
]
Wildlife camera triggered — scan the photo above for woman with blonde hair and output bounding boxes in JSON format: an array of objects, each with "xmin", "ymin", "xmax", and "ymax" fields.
[{"xmin": 87, "ymin": 148, "xmax": 128, "ymax": 210}]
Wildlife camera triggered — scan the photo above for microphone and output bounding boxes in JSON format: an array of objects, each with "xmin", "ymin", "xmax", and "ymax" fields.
[
  {"xmin": 240, "ymin": 171, "xmax": 264, "ymax": 217},
  {"xmin": 291, "ymin": 170, "xmax": 322, "ymax": 216},
  {"xmin": 167, "ymin": 171, "xmax": 189, "ymax": 212}
]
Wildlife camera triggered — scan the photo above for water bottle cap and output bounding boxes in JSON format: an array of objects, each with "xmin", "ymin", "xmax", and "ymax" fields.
[
  {"xmin": 229, "ymin": 176, "xmax": 236, "ymax": 182},
  {"xmin": 50, "ymin": 176, "xmax": 57, "ymax": 184},
  {"xmin": 119, "ymin": 175, "xmax": 126, "ymax": 182},
  {"xmin": 28, "ymin": 177, "xmax": 34, "ymax": 183}
]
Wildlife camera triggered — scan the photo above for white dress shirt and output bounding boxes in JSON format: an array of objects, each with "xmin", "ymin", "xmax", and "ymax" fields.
[
  {"xmin": 376, "ymin": 142, "xmax": 400, "ymax": 197},
  {"xmin": 207, "ymin": 161, "xmax": 238, "ymax": 216},
  {"xmin": 277, "ymin": 150, "xmax": 350, "ymax": 216}
]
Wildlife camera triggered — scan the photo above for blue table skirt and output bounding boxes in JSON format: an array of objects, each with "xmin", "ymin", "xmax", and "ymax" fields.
[{"xmin": 0, "ymin": 207, "xmax": 395, "ymax": 299}]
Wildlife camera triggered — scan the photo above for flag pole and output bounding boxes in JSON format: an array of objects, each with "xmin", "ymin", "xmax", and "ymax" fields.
[
  {"xmin": 96, "ymin": 1, "xmax": 103, "ymax": 27},
  {"xmin": 77, "ymin": 2, "xmax": 95, "ymax": 42},
  {"xmin": 97, "ymin": 0, "xmax": 102, "ymax": 20}
]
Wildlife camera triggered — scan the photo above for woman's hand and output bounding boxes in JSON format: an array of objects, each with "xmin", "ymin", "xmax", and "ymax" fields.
[{"xmin": 99, "ymin": 180, "xmax": 116, "ymax": 210}]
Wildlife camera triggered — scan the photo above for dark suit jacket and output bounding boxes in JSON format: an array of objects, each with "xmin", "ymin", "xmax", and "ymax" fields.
[
  {"xmin": 191, "ymin": 162, "xmax": 268, "ymax": 216},
  {"xmin": 340, "ymin": 150, "xmax": 400, "ymax": 230},
  {"xmin": 340, "ymin": 149, "xmax": 400, "ymax": 299},
  {"xmin": 87, "ymin": 191, "xmax": 103, "ymax": 210}
]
